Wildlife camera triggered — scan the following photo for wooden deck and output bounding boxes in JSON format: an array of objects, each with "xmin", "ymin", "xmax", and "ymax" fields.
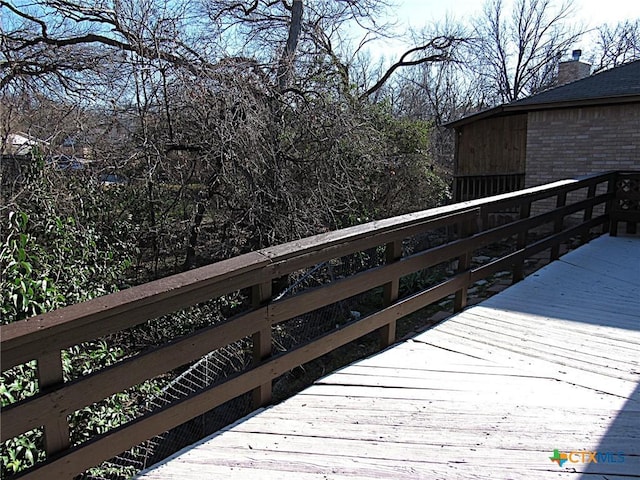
[{"xmin": 136, "ymin": 235, "xmax": 640, "ymax": 479}]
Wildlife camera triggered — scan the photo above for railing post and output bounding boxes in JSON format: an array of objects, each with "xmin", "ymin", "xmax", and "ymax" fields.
[
  {"xmin": 581, "ymin": 183, "xmax": 598, "ymax": 244},
  {"xmin": 251, "ymin": 281, "xmax": 272, "ymax": 408},
  {"xmin": 454, "ymin": 218, "xmax": 476, "ymax": 312},
  {"xmin": 37, "ymin": 352, "xmax": 70, "ymax": 457},
  {"xmin": 480, "ymin": 206, "xmax": 490, "ymax": 232},
  {"xmin": 609, "ymin": 174, "xmax": 619, "ymax": 236},
  {"xmin": 380, "ymin": 240, "xmax": 402, "ymax": 348},
  {"xmin": 602, "ymin": 176, "xmax": 614, "ymax": 235},
  {"xmin": 512, "ymin": 201, "xmax": 531, "ymax": 283},
  {"xmin": 550, "ymin": 192, "xmax": 567, "ymax": 260},
  {"xmin": 609, "ymin": 172, "xmax": 640, "ymax": 235},
  {"xmin": 625, "ymin": 173, "xmax": 639, "ymax": 234}
]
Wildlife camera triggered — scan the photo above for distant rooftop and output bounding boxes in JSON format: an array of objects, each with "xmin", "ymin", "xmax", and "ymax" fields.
[
  {"xmin": 512, "ymin": 59, "xmax": 640, "ymax": 107},
  {"xmin": 447, "ymin": 60, "xmax": 640, "ymax": 127}
]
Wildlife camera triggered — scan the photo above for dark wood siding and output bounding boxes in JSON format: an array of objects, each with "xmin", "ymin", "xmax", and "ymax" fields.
[{"xmin": 455, "ymin": 114, "xmax": 527, "ymax": 176}]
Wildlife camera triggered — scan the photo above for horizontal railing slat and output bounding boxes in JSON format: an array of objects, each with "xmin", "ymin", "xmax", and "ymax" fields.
[
  {"xmin": 468, "ymin": 192, "xmax": 611, "ymax": 249},
  {"xmin": 3, "ymin": 170, "xmax": 636, "ymax": 480},
  {"xmin": 13, "ymin": 273, "xmax": 468, "ymax": 480},
  {"xmin": 469, "ymin": 215, "xmax": 609, "ymax": 283},
  {"xmin": 268, "ymin": 237, "xmax": 475, "ymax": 325},
  {"xmin": 260, "ymin": 207, "xmax": 476, "ymax": 262},
  {"xmin": 0, "ymin": 308, "xmax": 266, "ymax": 442},
  {"xmin": 523, "ymin": 215, "xmax": 609, "ymax": 258},
  {"xmin": 1, "ymin": 252, "xmax": 271, "ymax": 369},
  {"xmin": 264, "ymin": 209, "xmax": 480, "ymax": 276}
]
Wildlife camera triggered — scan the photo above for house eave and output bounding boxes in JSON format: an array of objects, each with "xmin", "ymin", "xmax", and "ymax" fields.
[
  {"xmin": 446, "ymin": 94, "xmax": 640, "ymax": 129},
  {"xmin": 444, "ymin": 106, "xmax": 506, "ymax": 129},
  {"xmin": 507, "ymin": 94, "xmax": 640, "ymax": 112}
]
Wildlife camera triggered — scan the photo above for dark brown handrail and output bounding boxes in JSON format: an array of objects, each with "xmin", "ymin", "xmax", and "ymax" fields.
[{"xmin": 2, "ymin": 170, "xmax": 637, "ymax": 480}]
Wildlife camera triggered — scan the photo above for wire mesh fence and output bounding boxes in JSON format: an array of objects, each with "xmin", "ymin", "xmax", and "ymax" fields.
[{"xmin": 80, "ymin": 226, "xmax": 457, "ymax": 479}]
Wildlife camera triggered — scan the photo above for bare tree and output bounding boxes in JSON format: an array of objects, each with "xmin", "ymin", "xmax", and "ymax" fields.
[
  {"xmin": 2, "ymin": 0, "xmax": 462, "ymax": 274},
  {"xmin": 0, "ymin": 0, "xmax": 209, "ymax": 93},
  {"xmin": 471, "ymin": 0, "xmax": 583, "ymax": 103},
  {"xmin": 593, "ymin": 19, "xmax": 640, "ymax": 73},
  {"xmin": 2, "ymin": 0, "xmax": 468, "ymax": 101}
]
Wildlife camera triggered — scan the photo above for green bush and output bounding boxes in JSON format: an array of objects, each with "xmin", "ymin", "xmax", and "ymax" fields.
[
  {"xmin": 1, "ymin": 162, "xmax": 139, "ymax": 476},
  {"xmin": 1, "ymin": 211, "xmax": 64, "ymax": 321}
]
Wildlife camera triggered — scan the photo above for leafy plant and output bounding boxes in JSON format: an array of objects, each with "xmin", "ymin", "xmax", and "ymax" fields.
[
  {"xmin": 1, "ymin": 211, "xmax": 64, "ymax": 322},
  {"xmin": 1, "ymin": 161, "xmax": 140, "ymax": 476},
  {"xmin": 0, "ymin": 429, "xmax": 44, "ymax": 475}
]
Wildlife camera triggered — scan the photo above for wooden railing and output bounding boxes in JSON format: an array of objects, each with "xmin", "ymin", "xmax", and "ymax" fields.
[
  {"xmin": 2, "ymin": 171, "xmax": 638, "ymax": 479},
  {"xmin": 610, "ymin": 171, "xmax": 640, "ymax": 235},
  {"xmin": 454, "ymin": 173, "xmax": 525, "ymax": 202}
]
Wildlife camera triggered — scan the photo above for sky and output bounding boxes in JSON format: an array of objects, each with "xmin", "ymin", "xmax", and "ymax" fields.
[
  {"xmin": 392, "ymin": 0, "xmax": 640, "ymax": 29},
  {"xmin": 369, "ymin": 0, "xmax": 640, "ymax": 63}
]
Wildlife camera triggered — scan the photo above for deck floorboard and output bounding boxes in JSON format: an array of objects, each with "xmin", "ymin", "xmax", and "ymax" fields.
[{"xmin": 136, "ymin": 235, "xmax": 640, "ymax": 479}]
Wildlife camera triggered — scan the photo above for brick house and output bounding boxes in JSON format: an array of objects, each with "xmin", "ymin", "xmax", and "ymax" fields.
[{"xmin": 447, "ymin": 59, "xmax": 640, "ymax": 203}]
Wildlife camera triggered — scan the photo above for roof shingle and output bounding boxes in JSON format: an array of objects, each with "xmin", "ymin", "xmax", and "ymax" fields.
[
  {"xmin": 447, "ymin": 60, "xmax": 640, "ymax": 127},
  {"xmin": 511, "ymin": 59, "xmax": 640, "ymax": 106}
]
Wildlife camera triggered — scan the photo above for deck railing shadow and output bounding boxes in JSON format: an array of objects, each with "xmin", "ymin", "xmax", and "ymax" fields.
[
  {"xmin": 477, "ymin": 234, "xmax": 640, "ymax": 330},
  {"xmin": 1, "ymin": 170, "xmax": 639, "ymax": 479},
  {"xmin": 580, "ymin": 225, "xmax": 639, "ymax": 477},
  {"xmin": 473, "ymin": 230, "xmax": 640, "ymax": 477},
  {"xmin": 578, "ymin": 381, "xmax": 640, "ymax": 477}
]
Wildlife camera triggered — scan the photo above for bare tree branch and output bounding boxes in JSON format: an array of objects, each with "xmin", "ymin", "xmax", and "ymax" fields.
[
  {"xmin": 593, "ymin": 19, "xmax": 640, "ymax": 72},
  {"xmin": 472, "ymin": 0, "xmax": 582, "ymax": 103},
  {"xmin": 361, "ymin": 36, "xmax": 461, "ymax": 98}
]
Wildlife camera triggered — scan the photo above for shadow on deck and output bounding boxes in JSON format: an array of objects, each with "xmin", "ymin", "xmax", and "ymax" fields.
[{"xmin": 136, "ymin": 235, "xmax": 640, "ymax": 479}]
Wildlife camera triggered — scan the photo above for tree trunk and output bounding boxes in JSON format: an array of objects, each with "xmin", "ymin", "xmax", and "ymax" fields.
[
  {"xmin": 184, "ymin": 193, "xmax": 207, "ymax": 270},
  {"xmin": 276, "ymin": 0, "xmax": 303, "ymax": 92}
]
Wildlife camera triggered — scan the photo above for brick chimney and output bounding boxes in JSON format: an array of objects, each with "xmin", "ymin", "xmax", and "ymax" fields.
[{"xmin": 557, "ymin": 49, "xmax": 591, "ymax": 85}]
